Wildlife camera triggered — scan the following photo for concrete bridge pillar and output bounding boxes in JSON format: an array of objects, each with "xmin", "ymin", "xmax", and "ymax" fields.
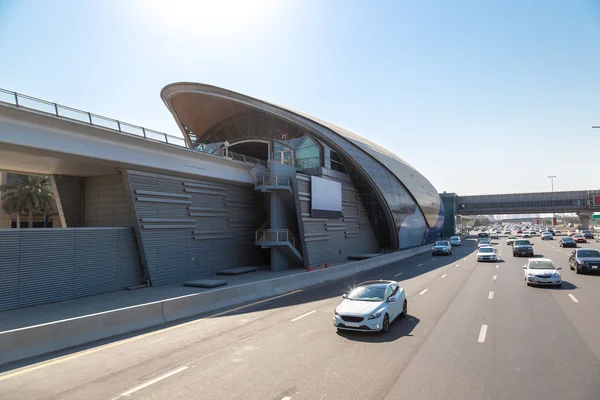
[{"xmin": 577, "ymin": 211, "xmax": 593, "ymax": 230}]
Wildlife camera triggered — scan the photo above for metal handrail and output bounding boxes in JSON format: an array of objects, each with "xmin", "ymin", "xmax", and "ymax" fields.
[
  {"xmin": 0, "ymin": 87, "xmax": 269, "ymax": 168},
  {"xmin": 255, "ymin": 173, "xmax": 291, "ymax": 188},
  {"xmin": 255, "ymin": 229, "xmax": 300, "ymax": 252}
]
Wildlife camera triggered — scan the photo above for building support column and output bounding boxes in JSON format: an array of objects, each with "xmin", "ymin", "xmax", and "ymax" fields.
[{"xmin": 577, "ymin": 211, "xmax": 593, "ymax": 231}]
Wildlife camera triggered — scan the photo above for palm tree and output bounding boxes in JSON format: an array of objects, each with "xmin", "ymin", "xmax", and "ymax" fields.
[{"xmin": 0, "ymin": 175, "xmax": 55, "ymax": 228}]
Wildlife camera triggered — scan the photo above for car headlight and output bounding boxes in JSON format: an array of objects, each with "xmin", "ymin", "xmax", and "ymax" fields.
[
  {"xmin": 334, "ymin": 310, "xmax": 340, "ymax": 316},
  {"xmin": 527, "ymin": 272, "xmax": 535, "ymax": 277},
  {"xmin": 552, "ymin": 272, "xmax": 561, "ymax": 277},
  {"xmin": 368, "ymin": 307, "xmax": 386, "ymax": 320}
]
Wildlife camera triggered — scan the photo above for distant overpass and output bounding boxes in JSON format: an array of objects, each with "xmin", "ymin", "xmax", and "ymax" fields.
[{"xmin": 442, "ymin": 191, "xmax": 600, "ymax": 230}]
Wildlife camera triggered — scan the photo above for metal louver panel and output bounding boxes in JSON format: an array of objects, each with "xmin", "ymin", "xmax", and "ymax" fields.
[{"xmin": 0, "ymin": 228, "xmax": 143, "ymax": 311}]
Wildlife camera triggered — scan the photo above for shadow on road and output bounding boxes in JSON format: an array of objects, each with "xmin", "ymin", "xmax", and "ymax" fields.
[
  {"xmin": 335, "ymin": 315, "xmax": 420, "ymax": 343},
  {"xmin": 528, "ymin": 280, "xmax": 577, "ymax": 290}
]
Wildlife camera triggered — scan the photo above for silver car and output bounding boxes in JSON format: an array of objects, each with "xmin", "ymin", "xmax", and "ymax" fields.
[{"xmin": 449, "ymin": 236, "xmax": 461, "ymax": 246}]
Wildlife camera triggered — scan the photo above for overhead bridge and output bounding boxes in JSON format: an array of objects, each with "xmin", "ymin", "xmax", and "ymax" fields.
[{"xmin": 456, "ymin": 191, "xmax": 600, "ymax": 215}]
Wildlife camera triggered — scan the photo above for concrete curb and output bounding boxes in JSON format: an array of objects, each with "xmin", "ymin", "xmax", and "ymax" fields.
[{"xmin": 0, "ymin": 244, "xmax": 431, "ymax": 366}]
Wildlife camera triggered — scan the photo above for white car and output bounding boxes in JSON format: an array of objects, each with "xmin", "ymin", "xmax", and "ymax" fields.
[
  {"xmin": 504, "ymin": 230, "xmax": 511, "ymax": 234},
  {"xmin": 477, "ymin": 239, "xmax": 492, "ymax": 248},
  {"xmin": 523, "ymin": 258, "xmax": 562, "ymax": 287},
  {"xmin": 333, "ymin": 280, "xmax": 407, "ymax": 333},
  {"xmin": 477, "ymin": 246, "xmax": 497, "ymax": 262},
  {"xmin": 521, "ymin": 232, "xmax": 531, "ymax": 238},
  {"xmin": 541, "ymin": 232, "xmax": 553, "ymax": 240}
]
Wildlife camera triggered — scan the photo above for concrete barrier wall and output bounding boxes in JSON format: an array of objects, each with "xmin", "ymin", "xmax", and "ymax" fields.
[{"xmin": 0, "ymin": 244, "xmax": 431, "ymax": 366}]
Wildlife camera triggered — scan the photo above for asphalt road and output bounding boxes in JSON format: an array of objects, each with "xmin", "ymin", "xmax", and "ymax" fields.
[{"xmin": 2, "ymin": 233, "xmax": 600, "ymax": 400}]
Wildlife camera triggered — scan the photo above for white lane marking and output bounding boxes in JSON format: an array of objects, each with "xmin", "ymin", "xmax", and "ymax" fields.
[
  {"xmin": 568, "ymin": 294, "xmax": 579, "ymax": 303},
  {"xmin": 417, "ymin": 263, "xmax": 423, "ymax": 267},
  {"xmin": 291, "ymin": 310, "xmax": 316, "ymax": 322},
  {"xmin": 559, "ymin": 250, "xmax": 562, "ymax": 252},
  {"xmin": 488, "ymin": 291, "xmax": 494, "ymax": 299},
  {"xmin": 495, "ymin": 264, "xmax": 499, "ymax": 269},
  {"xmin": 441, "ymin": 274, "xmax": 447, "ymax": 279},
  {"xmin": 431, "ymin": 257, "xmax": 435, "ymax": 260},
  {"xmin": 493, "ymin": 275, "xmax": 497, "ymax": 280},
  {"xmin": 0, "ymin": 289, "xmax": 303, "ymax": 382},
  {"xmin": 394, "ymin": 272, "xmax": 403, "ymax": 277},
  {"xmin": 419, "ymin": 289, "xmax": 428, "ymax": 295},
  {"xmin": 478, "ymin": 325, "xmax": 488, "ymax": 343},
  {"xmin": 455, "ymin": 264, "xmax": 459, "ymax": 267},
  {"xmin": 281, "ymin": 397, "xmax": 292, "ymax": 400},
  {"xmin": 120, "ymin": 366, "xmax": 188, "ymax": 397}
]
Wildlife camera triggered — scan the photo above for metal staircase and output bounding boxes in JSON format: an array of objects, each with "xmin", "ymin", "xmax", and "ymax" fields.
[{"xmin": 255, "ymin": 229, "xmax": 303, "ymax": 264}]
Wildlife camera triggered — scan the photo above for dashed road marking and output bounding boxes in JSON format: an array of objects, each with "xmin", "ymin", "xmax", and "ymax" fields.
[
  {"xmin": 478, "ymin": 325, "xmax": 488, "ymax": 343},
  {"xmin": 488, "ymin": 291, "xmax": 494, "ymax": 299},
  {"xmin": 455, "ymin": 264, "xmax": 459, "ymax": 268},
  {"xmin": 291, "ymin": 310, "xmax": 316, "ymax": 322},
  {"xmin": 417, "ymin": 263, "xmax": 423, "ymax": 267},
  {"xmin": 394, "ymin": 272, "xmax": 403, "ymax": 277},
  {"xmin": 441, "ymin": 274, "xmax": 447, "ymax": 279},
  {"xmin": 495, "ymin": 264, "xmax": 499, "ymax": 269},
  {"xmin": 568, "ymin": 294, "xmax": 579, "ymax": 303},
  {"xmin": 419, "ymin": 289, "xmax": 428, "ymax": 295},
  {"xmin": 120, "ymin": 366, "xmax": 188, "ymax": 397},
  {"xmin": 493, "ymin": 275, "xmax": 497, "ymax": 280}
]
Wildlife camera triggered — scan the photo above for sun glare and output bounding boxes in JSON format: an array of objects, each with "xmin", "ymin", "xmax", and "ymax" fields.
[{"xmin": 136, "ymin": 0, "xmax": 280, "ymax": 37}]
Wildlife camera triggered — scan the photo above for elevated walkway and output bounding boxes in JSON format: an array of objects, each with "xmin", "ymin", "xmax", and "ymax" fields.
[{"xmin": 0, "ymin": 87, "xmax": 265, "ymax": 180}]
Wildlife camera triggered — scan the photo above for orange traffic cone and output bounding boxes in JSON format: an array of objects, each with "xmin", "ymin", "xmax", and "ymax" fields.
[
  {"xmin": 307, "ymin": 265, "xmax": 313, "ymax": 272},
  {"xmin": 323, "ymin": 262, "xmax": 329, "ymax": 269}
]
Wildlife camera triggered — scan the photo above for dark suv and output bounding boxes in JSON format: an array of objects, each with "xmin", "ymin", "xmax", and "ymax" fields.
[
  {"xmin": 513, "ymin": 239, "xmax": 534, "ymax": 257},
  {"xmin": 569, "ymin": 248, "xmax": 600, "ymax": 274},
  {"xmin": 581, "ymin": 230, "xmax": 594, "ymax": 240}
]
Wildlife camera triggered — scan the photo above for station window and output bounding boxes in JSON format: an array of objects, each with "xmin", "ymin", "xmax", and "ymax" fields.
[
  {"xmin": 330, "ymin": 150, "xmax": 346, "ymax": 173},
  {"xmin": 296, "ymin": 136, "xmax": 320, "ymax": 169}
]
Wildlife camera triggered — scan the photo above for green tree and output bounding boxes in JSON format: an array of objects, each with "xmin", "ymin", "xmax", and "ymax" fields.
[{"xmin": 0, "ymin": 175, "xmax": 55, "ymax": 228}]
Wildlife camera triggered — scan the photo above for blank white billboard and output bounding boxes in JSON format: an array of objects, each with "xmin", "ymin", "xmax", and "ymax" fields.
[{"xmin": 311, "ymin": 176, "xmax": 342, "ymax": 218}]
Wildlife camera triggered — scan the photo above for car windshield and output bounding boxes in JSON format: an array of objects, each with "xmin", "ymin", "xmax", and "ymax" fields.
[
  {"xmin": 582, "ymin": 230, "xmax": 591, "ymax": 233},
  {"xmin": 479, "ymin": 247, "xmax": 494, "ymax": 253},
  {"xmin": 563, "ymin": 238, "xmax": 574, "ymax": 242},
  {"xmin": 574, "ymin": 234, "xmax": 583, "ymax": 237},
  {"xmin": 507, "ymin": 237, "xmax": 516, "ymax": 239},
  {"xmin": 450, "ymin": 236, "xmax": 459, "ymax": 240},
  {"xmin": 514, "ymin": 240, "xmax": 531, "ymax": 246},
  {"xmin": 347, "ymin": 285, "xmax": 386, "ymax": 301},
  {"xmin": 577, "ymin": 250, "xmax": 600, "ymax": 258},
  {"xmin": 435, "ymin": 241, "xmax": 449, "ymax": 246},
  {"xmin": 528, "ymin": 260, "xmax": 555, "ymax": 269}
]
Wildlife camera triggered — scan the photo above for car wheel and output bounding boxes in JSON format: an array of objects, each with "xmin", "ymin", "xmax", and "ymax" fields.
[
  {"xmin": 570, "ymin": 264, "xmax": 574, "ymax": 270},
  {"xmin": 401, "ymin": 300, "xmax": 408, "ymax": 317},
  {"xmin": 513, "ymin": 252, "xmax": 517, "ymax": 257},
  {"xmin": 556, "ymin": 283, "xmax": 562, "ymax": 288},
  {"xmin": 576, "ymin": 266, "xmax": 581, "ymax": 275},
  {"xmin": 381, "ymin": 314, "xmax": 390, "ymax": 333},
  {"xmin": 449, "ymin": 251, "xmax": 452, "ymax": 256}
]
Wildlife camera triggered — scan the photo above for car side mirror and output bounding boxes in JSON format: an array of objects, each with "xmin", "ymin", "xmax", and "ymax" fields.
[
  {"xmin": 522, "ymin": 266, "xmax": 527, "ymax": 269},
  {"xmin": 531, "ymin": 243, "xmax": 534, "ymax": 245},
  {"xmin": 557, "ymin": 267, "xmax": 563, "ymax": 270},
  {"xmin": 387, "ymin": 297, "xmax": 397, "ymax": 303},
  {"xmin": 342, "ymin": 293, "xmax": 348, "ymax": 299}
]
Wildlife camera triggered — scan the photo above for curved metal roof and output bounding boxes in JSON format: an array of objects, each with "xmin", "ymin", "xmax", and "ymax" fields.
[{"xmin": 161, "ymin": 82, "xmax": 441, "ymax": 227}]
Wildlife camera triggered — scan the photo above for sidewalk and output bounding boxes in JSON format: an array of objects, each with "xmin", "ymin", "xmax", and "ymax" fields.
[{"xmin": 0, "ymin": 268, "xmax": 305, "ymax": 332}]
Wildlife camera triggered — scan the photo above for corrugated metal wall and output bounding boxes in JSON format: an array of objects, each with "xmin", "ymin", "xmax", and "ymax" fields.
[
  {"xmin": 84, "ymin": 174, "xmax": 132, "ymax": 227},
  {"xmin": 0, "ymin": 228, "xmax": 142, "ymax": 311},
  {"xmin": 296, "ymin": 173, "xmax": 379, "ymax": 267},
  {"xmin": 125, "ymin": 170, "xmax": 267, "ymax": 286}
]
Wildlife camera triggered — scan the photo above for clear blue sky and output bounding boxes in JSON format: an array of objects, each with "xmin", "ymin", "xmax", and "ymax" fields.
[{"xmin": 1, "ymin": 0, "xmax": 598, "ymax": 195}]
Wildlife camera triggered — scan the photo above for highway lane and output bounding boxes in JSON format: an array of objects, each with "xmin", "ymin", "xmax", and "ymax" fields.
[
  {"xmin": 0, "ymin": 242, "xmax": 477, "ymax": 400},
  {"xmin": 3, "ymin": 235, "xmax": 600, "ymax": 399}
]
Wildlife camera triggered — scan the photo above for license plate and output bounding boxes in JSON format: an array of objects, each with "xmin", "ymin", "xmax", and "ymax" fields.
[
  {"xmin": 592, "ymin": 266, "xmax": 598, "ymax": 269},
  {"xmin": 345, "ymin": 322, "xmax": 360, "ymax": 328},
  {"xmin": 539, "ymin": 279, "xmax": 549, "ymax": 283}
]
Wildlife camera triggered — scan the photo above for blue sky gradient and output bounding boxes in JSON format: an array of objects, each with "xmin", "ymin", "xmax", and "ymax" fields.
[{"xmin": 0, "ymin": 0, "xmax": 598, "ymax": 194}]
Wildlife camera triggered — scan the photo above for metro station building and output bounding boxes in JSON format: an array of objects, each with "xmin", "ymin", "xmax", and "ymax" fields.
[{"xmin": 0, "ymin": 83, "xmax": 443, "ymax": 310}]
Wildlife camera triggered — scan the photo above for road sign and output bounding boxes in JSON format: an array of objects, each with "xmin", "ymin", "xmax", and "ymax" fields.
[{"xmin": 592, "ymin": 214, "xmax": 600, "ymax": 219}]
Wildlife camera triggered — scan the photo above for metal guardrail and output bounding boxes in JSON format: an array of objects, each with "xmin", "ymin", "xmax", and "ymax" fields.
[
  {"xmin": 255, "ymin": 173, "xmax": 292, "ymax": 188},
  {"xmin": 255, "ymin": 229, "xmax": 300, "ymax": 252},
  {"xmin": 0, "ymin": 87, "xmax": 268, "ymax": 168}
]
